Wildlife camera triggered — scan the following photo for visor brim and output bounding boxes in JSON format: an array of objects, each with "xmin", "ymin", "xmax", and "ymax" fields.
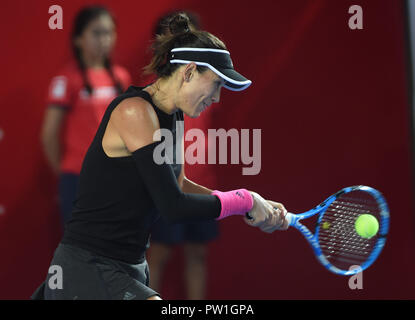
[
  {"xmin": 170, "ymin": 59, "xmax": 252, "ymax": 91},
  {"xmin": 217, "ymin": 68, "xmax": 252, "ymax": 91}
]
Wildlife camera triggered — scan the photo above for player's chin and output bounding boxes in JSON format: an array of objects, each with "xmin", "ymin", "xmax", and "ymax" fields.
[
  {"xmin": 187, "ymin": 112, "xmax": 201, "ymax": 119},
  {"xmin": 191, "ymin": 108, "xmax": 204, "ymax": 118}
]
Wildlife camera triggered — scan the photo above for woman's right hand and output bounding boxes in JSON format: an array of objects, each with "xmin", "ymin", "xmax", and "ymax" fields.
[{"xmin": 244, "ymin": 192, "xmax": 289, "ymax": 233}]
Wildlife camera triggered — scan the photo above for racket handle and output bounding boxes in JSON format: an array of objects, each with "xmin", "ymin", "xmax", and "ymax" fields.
[
  {"xmin": 285, "ymin": 212, "xmax": 294, "ymax": 226},
  {"xmin": 246, "ymin": 211, "xmax": 295, "ymax": 227}
]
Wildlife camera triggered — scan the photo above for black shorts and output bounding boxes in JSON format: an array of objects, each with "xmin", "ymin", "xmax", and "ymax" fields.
[{"xmin": 31, "ymin": 243, "xmax": 158, "ymax": 300}]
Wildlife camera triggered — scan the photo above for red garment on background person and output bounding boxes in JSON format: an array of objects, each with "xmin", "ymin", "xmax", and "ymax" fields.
[{"xmin": 46, "ymin": 60, "xmax": 131, "ymax": 174}]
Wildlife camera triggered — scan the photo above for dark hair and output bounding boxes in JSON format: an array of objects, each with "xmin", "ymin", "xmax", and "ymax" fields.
[
  {"xmin": 71, "ymin": 5, "xmax": 123, "ymax": 96},
  {"xmin": 153, "ymin": 10, "xmax": 201, "ymax": 36},
  {"xmin": 144, "ymin": 13, "xmax": 227, "ymax": 78}
]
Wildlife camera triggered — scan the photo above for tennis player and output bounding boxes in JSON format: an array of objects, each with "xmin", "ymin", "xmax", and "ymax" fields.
[
  {"xmin": 147, "ymin": 10, "xmax": 221, "ymax": 300},
  {"xmin": 32, "ymin": 13, "xmax": 288, "ymax": 300}
]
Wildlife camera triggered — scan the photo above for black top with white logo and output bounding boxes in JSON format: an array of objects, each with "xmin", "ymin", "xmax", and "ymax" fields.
[{"xmin": 62, "ymin": 86, "xmax": 220, "ymax": 264}]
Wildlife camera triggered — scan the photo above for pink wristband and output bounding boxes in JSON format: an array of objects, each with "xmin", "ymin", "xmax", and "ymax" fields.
[{"xmin": 211, "ymin": 189, "xmax": 254, "ymax": 220}]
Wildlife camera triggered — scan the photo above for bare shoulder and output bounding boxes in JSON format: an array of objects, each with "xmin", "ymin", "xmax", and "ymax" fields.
[
  {"xmin": 112, "ymin": 96, "xmax": 156, "ymax": 124},
  {"xmin": 111, "ymin": 96, "xmax": 160, "ymax": 152}
]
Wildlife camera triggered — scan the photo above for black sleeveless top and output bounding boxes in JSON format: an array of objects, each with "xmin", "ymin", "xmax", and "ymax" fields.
[{"xmin": 62, "ymin": 86, "xmax": 184, "ymax": 263}]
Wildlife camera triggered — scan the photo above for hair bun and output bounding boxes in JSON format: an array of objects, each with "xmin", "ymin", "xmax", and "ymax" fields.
[{"xmin": 168, "ymin": 13, "xmax": 190, "ymax": 34}]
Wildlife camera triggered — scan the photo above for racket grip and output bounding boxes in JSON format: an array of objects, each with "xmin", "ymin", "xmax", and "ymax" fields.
[
  {"xmin": 246, "ymin": 210, "xmax": 295, "ymax": 226},
  {"xmin": 285, "ymin": 212, "xmax": 294, "ymax": 226}
]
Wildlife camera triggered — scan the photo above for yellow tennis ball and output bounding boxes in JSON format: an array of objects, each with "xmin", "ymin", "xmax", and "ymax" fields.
[{"xmin": 355, "ymin": 214, "xmax": 379, "ymax": 239}]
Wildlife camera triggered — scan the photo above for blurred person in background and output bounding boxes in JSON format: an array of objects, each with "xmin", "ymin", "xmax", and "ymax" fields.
[
  {"xmin": 41, "ymin": 5, "xmax": 131, "ymax": 227},
  {"xmin": 146, "ymin": 11, "xmax": 220, "ymax": 300}
]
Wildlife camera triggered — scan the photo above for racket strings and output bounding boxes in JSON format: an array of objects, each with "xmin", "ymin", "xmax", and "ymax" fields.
[{"xmin": 317, "ymin": 192, "xmax": 380, "ymax": 269}]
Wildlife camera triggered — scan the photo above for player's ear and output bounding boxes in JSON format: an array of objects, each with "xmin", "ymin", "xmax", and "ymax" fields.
[{"xmin": 183, "ymin": 63, "xmax": 197, "ymax": 82}]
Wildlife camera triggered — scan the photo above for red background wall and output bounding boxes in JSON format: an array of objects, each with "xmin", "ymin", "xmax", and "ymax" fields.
[{"xmin": 0, "ymin": 0, "xmax": 414, "ymax": 299}]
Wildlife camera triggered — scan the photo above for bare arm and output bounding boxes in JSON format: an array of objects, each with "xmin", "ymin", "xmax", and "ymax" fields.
[
  {"xmin": 178, "ymin": 165, "xmax": 212, "ymax": 195},
  {"xmin": 182, "ymin": 177, "xmax": 212, "ymax": 194},
  {"xmin": 111, "ymin": 97, "xmax": 160, "ymax": 152},
  {"xmin": 40, "ymin": 105, "xmax": 67, "ymax": 175}
]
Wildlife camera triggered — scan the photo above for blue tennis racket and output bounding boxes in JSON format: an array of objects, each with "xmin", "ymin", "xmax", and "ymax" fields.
[{"xmin": 284, "ymin": 185, "xmax": 389, "ymax": 276}]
